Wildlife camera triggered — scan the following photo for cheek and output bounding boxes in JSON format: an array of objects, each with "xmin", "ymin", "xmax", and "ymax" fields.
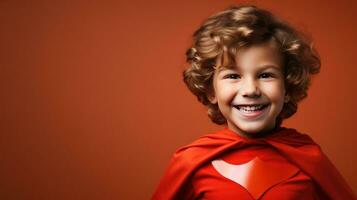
[
  {"xmin": 216, "ymin": 83, "xmax": 236, "ymax": 102},
  {"xmin": 270, "ymin": 87, "xmax": 285, "ymax": 99},
  {"xmin": 264, "ymin": 82, "xmax": 285, "ymax": 98}
]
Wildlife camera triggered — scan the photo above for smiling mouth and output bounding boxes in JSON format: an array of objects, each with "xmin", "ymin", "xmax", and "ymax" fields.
[{"xmin": 233, "ymin": 104, "xmax": 269, "ymax": 113}]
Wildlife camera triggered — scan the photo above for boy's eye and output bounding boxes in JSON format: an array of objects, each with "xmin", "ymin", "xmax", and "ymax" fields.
[
  {"xmin": 259, "ymin": 73, "xmax": 274, "ymax": 79},
  {"xmin": 224, "ymin": 74, "xmax": 240, "ymax": 79}
]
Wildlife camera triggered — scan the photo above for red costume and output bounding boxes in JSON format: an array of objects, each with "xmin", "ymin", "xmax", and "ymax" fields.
[{"xmin": 152, "ymin": 127, "xmax": 356, "ymax": 200}]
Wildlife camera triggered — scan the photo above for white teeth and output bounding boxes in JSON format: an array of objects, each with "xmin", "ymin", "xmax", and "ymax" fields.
[{"xmin": 237, "ymin": 105, "xmax": 264, "ymax": 112}]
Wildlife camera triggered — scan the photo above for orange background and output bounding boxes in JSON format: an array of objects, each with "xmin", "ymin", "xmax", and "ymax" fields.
[{"xmin": 1, "ymin": 0, "xmax": 356, "ymax": 199}]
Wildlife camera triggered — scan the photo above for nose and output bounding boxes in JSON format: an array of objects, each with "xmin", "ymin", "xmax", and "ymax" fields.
[{"xmin": 240, "ymin": 78, "xmax": 261, "ymax": 98}]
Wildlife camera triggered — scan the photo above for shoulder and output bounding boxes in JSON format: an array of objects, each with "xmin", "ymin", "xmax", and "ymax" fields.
[
  {"xmin": 269, "ymin": 127, "xmax": 326, "ymax": 161},
  {"xmin": 273, "ymin": 127, "xmax": 322, "ymax": 148},
  {"xmin": 170, "ymin": 128, "xmax": 239, "ymax": 166},
  {"xmin": 171, "ymin": 131, "xmax": 217, "ymax": 159}
]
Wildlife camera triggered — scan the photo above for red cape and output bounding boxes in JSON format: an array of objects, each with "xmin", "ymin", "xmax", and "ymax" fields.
[{"xmin": 152, "ymin": 127, "xmax": 356, "ymax": 200}]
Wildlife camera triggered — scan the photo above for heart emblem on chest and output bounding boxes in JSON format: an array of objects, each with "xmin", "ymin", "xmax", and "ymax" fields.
[{"xmin": 212, "ymin": 157, "xmax": 299, "ymax": 199}]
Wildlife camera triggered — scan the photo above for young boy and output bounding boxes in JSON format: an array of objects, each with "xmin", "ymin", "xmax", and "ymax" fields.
[{"xmin": 152, "ymin": 5, "xmax": 356, "ymax": 200}]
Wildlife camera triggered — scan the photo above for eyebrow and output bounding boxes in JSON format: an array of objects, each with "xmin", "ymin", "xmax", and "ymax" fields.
[
  {"xmin": 216, "ymin": 65, "xmax": 236, "ymax": 72},
  {"xmin": 217, "ymin": 64, "xmax": 281, "ymax": 72},
  {"xmin": 258, "ymin": 64, "xmax": 281, "ymax": 71}
]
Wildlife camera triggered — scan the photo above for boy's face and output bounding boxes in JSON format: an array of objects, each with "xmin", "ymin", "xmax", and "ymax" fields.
[{"xmin": 209, "ymin": 41, "xmax": 286, "ymax": 138}]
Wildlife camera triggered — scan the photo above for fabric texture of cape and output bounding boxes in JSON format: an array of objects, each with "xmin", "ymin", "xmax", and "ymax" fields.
[{"xmin": 151, "ymin": 127, "xmax": 356, "ymax": 200}]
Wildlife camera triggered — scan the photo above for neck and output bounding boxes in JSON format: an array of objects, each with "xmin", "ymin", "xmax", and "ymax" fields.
[{"xmin": 227, "ymin": 124, "xmax": 281, "ymax": 139}]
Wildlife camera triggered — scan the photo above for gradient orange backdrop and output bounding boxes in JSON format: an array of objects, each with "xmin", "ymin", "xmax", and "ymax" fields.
[{"xmin": 1, "ymin": 0, "xmax": 356, "ymax": 199}]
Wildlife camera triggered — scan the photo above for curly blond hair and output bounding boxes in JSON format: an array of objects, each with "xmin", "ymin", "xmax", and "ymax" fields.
[{"xmin": 183, "ymin": 5, "xmax": 320, "ymax": 126}]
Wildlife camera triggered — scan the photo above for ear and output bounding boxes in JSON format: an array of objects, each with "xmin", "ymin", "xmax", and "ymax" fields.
[
  {"xmin": 207, "ymin": 93, "xmax": 217, "ymax": 104},
  {"xmin": 284, "ymin": 91, "xmax": 290, "ymax": 103}
]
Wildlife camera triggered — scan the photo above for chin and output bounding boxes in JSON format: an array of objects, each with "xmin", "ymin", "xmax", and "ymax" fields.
[
  {"xmin": 230, "ymin": 121, "xmax": 273, "ymax": 136},
  {"xmin": 242, "ymin": 127, "xmax": 265, "ymax": 134}
]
